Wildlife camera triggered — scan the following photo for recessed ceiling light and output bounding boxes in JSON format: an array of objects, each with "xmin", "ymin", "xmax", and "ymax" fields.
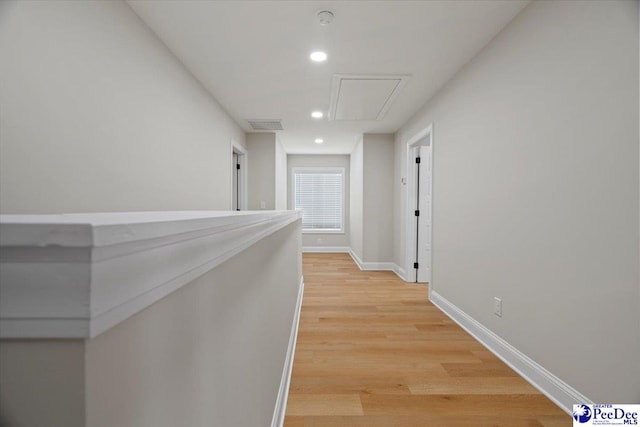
[
  {"xmin": 311, "ymin": 111, "xmax": 324, "ymax": 119},
  {"xmin": 310, "ymin": 51, "xmax": 327, "ymax": 62},
  {"xmin": 314, "ymin": 138, "xmax": 324, "ymax": 144}
]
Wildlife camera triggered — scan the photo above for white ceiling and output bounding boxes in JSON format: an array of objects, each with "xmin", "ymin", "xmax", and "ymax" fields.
[{"xmin": 128, "ymin": 0, "xmax": 529, "ymax": 154}]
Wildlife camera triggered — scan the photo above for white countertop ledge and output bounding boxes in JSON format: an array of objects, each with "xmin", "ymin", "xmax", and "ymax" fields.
[{"xmin": 0, "ymin": 210, "xmax": 302, "ymax": 339}]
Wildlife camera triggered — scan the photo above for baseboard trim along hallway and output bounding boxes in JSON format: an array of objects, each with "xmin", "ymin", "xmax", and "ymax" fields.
[
  {"xmin": 348, "ymin": 248, "xmax": 407, "ymax": 281},
  {"xmin": 429, "ymin": 289, "xmax": 593, "ymax": 415},
  {"xmin": 271, "ymin": 276, "xmax": 305, "ymax": 427},
  {"xmin": 302, "ymin": 246, "xmax": 350, "ymax": 253},
  {"xmin": 301, "ymin": 247, "xmax": 407, "ymax": 281}
]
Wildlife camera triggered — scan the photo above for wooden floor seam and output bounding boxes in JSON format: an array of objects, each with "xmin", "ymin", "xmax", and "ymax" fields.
[{"xmin": 284, "ymin": 253, "xmax": 569, "ymax": 427}]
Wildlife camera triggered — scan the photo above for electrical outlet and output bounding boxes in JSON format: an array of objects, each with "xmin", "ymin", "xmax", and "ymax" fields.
[
  {"xmin": 494, "ymin": 297, "xmax": 502, "ymax": 317},
  {"xmin": 260, "ymin": 201, "xmax": 266, "ymax": 209}
]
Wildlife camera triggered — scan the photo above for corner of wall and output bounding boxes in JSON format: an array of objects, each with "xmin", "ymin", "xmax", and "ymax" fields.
[
  {"xmin": 361, "ymin": 134, "xmax": 394, "ymax": 263},
  {"xmin": 247, "ymin": 133, "xmax": 277, "ymax": 210},
  {"xmin": 349, "ymin": 139, "xmax": 364, "ymax": 260}
]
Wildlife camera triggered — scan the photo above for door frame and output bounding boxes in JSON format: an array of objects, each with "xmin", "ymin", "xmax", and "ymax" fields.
[
  {"xmin": 230, "ymin": 138, "xmax": 248, "ymax": 211},
  {"xmin": 404, "ymin": 123, "xmax": 434, "ymax": 284}
]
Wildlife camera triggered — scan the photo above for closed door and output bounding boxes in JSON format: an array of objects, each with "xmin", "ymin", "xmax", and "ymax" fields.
[
  {"xmin": 416, "ymin": 144, "xmax": 431, "ymax": 283},
  {"xmin": 232, "ymin": 153, "xmax": 239, "ymax": 211}
]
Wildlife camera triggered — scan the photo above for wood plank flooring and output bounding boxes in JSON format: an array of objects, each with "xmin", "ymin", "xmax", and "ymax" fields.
[{"xmin": 284, "ymin": 253, "xmax": 569, "ymax": 427}]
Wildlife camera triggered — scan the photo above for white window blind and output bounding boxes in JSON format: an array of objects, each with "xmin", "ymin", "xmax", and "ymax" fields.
[{"xmin": 294, "ymin": 169, "xmax": 344, "ymax": 232}]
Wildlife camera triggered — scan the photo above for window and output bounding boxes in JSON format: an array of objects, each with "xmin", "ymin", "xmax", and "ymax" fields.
[{"xmin": 293, "ymin": 168, "xmax": 344, "ymax": 233}]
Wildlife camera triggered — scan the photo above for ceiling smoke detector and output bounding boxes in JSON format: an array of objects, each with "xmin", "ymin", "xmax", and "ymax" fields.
[{"xmin": 317, "ymin": 10, "xmax": 334, "ymax": 26}]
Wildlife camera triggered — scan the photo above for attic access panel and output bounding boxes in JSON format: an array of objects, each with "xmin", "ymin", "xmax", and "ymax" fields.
[{"xmin": 329, "ymin": 74, "xmax": 410, "ymax": 121}]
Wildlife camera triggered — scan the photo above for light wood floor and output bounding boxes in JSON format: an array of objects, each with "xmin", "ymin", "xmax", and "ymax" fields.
[{"xmin": 284, "ymin": 253, "xmax": 569, "ymax": 427}]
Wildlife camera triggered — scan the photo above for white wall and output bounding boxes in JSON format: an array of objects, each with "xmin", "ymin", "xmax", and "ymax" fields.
[
  {"xmin": 349, "ymin": 135, "xmax": 394, "ymax": 264},
  {"xmin": 395, "ymin": 0, "xmax": 639, "ymax": 403},
  {"xmin": 362, "ymin": 134, "xmax": 394, "ymax": 263},
  {"xmin": 0, "ymin": 220, "xmax": 302, "ymax": 427},
  {"xmin": 275, "ymin": 136, "xmax": 287, "ymax": 211},
  {"xmin": 0, "ymin": 340, "xmax": 85, "ymax": 427},
  {"xmin": 85, "ymin": 221, "xmax": 301, "ymax": 427},
  {"xmin": 288, "ymin": 155, "xmax": 350, "ymax": 248},
  {"xmin": 247, "ymin": 133, "xmax": 287, "ymax": 211},
  {"xmin": 0, "ymin": 0, "xmax": 246, "ymax": 214},
  {"xmin": 350, "ymin": 139, "xmax": 364, "ymax": 259},
  {"xmin": 393, "ymin": 132, "xmax": 404, "ymax": 269},
  {"xmin": 247, "ymin": 133, "xmax": 276, "ymax": 210}
]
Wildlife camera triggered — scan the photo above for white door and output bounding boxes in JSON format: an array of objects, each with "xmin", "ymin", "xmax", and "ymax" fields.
[
  {"xmin": 416, "ymin": 144, "xmax": 432, "ymax": 283},
  {"xmin": 232, "ymin": 152, "xmax": 239, "ymax": 211}
]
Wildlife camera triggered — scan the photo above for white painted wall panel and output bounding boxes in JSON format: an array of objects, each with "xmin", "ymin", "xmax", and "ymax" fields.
[
  {"xmin": 275, "ymin": 137, "xmax": 287, "ymax": 210},
  {"xmin": 247, "ymin": 133, "xmax": 276, "ymax": 210},
  {"xmin": 395, "ymin": 0, "xmax": 639, "ymax": 403},
  {"xmin": 0, "ymin": 0, "xmax": 246, "ymax": 214},
  {"xmin": 363, "ymin": 134, "xmax": 394, "ymax": 263},
  {"xmin": 350, "ymin": 139, "xmax": 364, "ymax": 259}
]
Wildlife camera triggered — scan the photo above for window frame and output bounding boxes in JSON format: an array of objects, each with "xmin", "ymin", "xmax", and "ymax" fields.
[{"xmin": 292, "ymin": 167, "xmax": 345, "ymax": 234}]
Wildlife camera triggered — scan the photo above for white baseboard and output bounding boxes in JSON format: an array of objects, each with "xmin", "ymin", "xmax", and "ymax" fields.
[
  {"xmin": 429, "ymin": 290, "xmax": 591, "ymax": 415},
  {"xmin": 303, "ymin": 247, "xmax": 406, "ymax": 281},
  {"xmin": 392, "ymin": 264, "xmax": 408, "ymax": 281},
  {"xmin": 348, "ymin": 249, "xmax": 407, "ymax": 281},
  {"xmin": 302, "ymin": 246, "xmax": 350, "ymax": 253},
  {"xmin": 270, "ymin": 276, "xmax": 304, "ymax": 427}
]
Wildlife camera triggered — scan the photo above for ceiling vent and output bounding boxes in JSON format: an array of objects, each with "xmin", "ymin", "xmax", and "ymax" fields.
[
  {"xmin": 247, "ymin": 119, "xmax": 284, "ymax": 131},
  {"xmin": 329, "ymin": 74, "xmax": 410, "ymax": 121}
]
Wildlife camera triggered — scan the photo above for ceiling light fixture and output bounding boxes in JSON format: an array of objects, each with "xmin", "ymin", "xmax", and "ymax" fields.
[
  {"xmin": 311, "ymin": 111, "xmax": 324, "ymax": 119},
  {"xmin": 314, "ymin": 138, "xmax": 324, "ymax": 144},
  {"xmin": 310, "ymin": 51, "xmax": 327, "ymax": 62}
]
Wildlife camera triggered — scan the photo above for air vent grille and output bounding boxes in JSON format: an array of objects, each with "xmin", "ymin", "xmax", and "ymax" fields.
[{"xmin": 247, "ymin": 120, "xmax": 284, "ymax": 131}]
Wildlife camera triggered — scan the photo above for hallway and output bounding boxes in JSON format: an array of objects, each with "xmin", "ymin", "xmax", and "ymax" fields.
[{"xmin": 284, "ymin": 254, "xmax": 568, "ymax": 426}]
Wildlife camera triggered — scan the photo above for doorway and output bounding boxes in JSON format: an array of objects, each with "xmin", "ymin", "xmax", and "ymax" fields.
[
  {"xmin": 230, "ymin": 139, "xmax": 248, "ymax": 211},
  {"xmin": 405, "ymin": 124, "xmax": 433, "ymax": 283}
]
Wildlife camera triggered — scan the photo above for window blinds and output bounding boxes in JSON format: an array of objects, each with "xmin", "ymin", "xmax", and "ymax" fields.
[{"xmin": 294, "ymin": 170, "xmax": 344, "ymax": 232}]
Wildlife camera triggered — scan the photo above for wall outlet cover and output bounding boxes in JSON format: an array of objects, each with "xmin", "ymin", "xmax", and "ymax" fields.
[{"xmin": 494, "ymin": 297, "xmax": 502, "ymax": 317}]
